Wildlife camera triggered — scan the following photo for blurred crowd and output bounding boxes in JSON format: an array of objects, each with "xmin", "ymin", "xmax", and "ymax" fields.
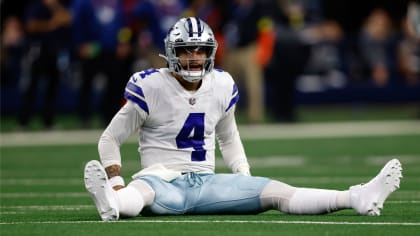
[{"xmin": 1, "ymin": 0, "xmax": 419, "ymax": 129}]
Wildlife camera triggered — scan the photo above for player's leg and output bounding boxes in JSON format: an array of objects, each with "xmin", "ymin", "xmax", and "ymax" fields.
[
  {"xmin": 188, "ymin": 173, "xmax": 271, "ymax": 214},
  {"xmin": 136, "ymin": 173, "xmax": 271, "ymax": 215},
  {"xmin": 260, "ymin": 159, "xmax": 403, "ymax": 216},
  {"xmin": 116, "ymin": 179, "xmax": 155, "ymax": 217},
  {"xmin": 260, "ymin": 181, "xmax": 350, "ymax": 214}
]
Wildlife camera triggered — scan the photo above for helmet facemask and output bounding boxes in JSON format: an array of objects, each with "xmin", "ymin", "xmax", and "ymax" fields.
[{"xmin": 172, "ymin": 46, "xmax": 214, "ymax": 83}]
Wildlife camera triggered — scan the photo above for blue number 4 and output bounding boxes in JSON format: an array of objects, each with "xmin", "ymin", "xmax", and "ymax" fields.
[{"xmin": 176, "ymin": 113, "xmax": 206, "ymax": 161}]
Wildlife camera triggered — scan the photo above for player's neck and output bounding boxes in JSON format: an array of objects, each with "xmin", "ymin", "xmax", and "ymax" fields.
[{"xmin": 172, "ymin": 72, "xmax": 202, "ymax": 91}]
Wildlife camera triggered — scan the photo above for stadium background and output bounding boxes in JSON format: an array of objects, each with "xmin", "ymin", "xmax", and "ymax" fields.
[{"xmin": 1, "ymin": 0, "xmax": 419, "ymax": 130}]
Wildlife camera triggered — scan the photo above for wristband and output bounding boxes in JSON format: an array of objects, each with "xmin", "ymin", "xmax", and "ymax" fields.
[{"xmin": 109, "ymin": 176, "xmax": 125, "ymax": 187}]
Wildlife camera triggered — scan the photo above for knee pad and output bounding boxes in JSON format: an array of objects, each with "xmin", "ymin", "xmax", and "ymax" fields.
[
  {"xmin": 128, "ymin": 179, "xmax": 155, "ymax": 205},
  {"xmin": 259, "ymin": 180, "xmax": 297, "ymax": 212}
]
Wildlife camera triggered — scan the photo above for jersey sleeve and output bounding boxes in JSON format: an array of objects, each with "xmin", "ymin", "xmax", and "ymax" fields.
[
  {"xmin": 99, "ymin": 70, "xmax": 157, "ymax": 168},
  {"xmin": 214, "ymin": 70, "xmax": 250, "ymax": 175},
  {"xmin": 212, "ymin": 69, "xmax": 240, "ymax": 113},
  {"xmin": 215, "ymin": 105, "xmax": 250, "ymax": 175},
  {"xmin": 98, "ymin": 101, "xmax": 146, "ymax": 168}
]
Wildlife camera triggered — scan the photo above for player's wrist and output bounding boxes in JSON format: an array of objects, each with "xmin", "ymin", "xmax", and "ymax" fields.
[{"xmin": 236, "ymin": 165, "xmax": 251, "ymax": 176}]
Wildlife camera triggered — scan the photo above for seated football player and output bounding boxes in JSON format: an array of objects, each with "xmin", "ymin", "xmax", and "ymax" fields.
[{"xmin": 84, "ymin": 17, "xmax": 403, "ymax": 221}]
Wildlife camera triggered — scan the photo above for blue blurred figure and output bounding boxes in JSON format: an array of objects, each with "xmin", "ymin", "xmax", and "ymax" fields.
[
  {"xmin": 129, "ymin": 0, "xmax": 185, "ymax": 71},
  {"xmin": 357, "ymin": 8, "xmax": 398, "ymax": 87},
  {"xmin": 18, "ymin": 0, "xmax": 72, "ymax": 129},
  {"xmin": 72, "ymin": 0, "xmax": 133, "ymax": 127}
]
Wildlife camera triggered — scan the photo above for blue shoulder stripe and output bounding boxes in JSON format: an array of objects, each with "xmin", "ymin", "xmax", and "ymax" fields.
[
  {"xmin": 225, "ymin": 93, "xmax": 239, "ymax": 112},
  {"xmin": 226, "ymin": 84, "xmax": 239, "ymax": 112},
  {"xmin": 232, "ymin": 84, "xmax": 238, "ymax": 95},
  {"xmin": 124, "ymin": 91, "xmax": 149, "ymax": 114},
  {"xmin": 126, "ymin": 82, "xmax": 145, "ymax": 98}
]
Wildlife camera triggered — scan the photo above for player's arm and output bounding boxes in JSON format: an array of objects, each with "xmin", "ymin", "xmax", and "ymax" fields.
[
  {"xmin": 98, "ymin": 101, "xmax": 146, "ymax": 190},
  {"xmin": 215, "ymin": 107, "xmax": 251, "ymax": 176}
]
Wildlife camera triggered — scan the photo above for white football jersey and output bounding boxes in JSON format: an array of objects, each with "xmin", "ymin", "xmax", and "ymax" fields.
[{"xmin": 122, "ymin": 68, "xmax": 240, "ymax": 173}]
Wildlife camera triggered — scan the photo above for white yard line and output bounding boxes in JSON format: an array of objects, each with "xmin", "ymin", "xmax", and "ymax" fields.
[
  {"xmin": 1, "ymin": 202, "xmax": 419, "ymax": 226},
  {"xmin": 2, "ymin": 176, "xmax": 420, "ymax": 186},
  {"xmin": 1, "ymin": 205, "xmax": 93, "ymax": 210},
  {"xmin": 0, "ymin": 192, "xmax": 87, "ymax": 198},
  {"xmin": 1, "ymin": 120, "xmax": 420, "ymax": 146},
  {"xmin": 1, "ymin": 190, "xmax": 419, "ymax": 199},
  {"xmin": 1, "ymin": 219, "xmax": 419, "ymax": 226},
  {"xmin": 2, "ymin": 191, "xmax": 420, "ymax": 199}
]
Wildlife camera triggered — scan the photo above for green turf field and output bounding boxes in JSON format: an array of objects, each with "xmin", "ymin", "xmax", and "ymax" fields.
[{"xmin": 1, "ymin": 122, "xmax": 420, "ymax": 235}]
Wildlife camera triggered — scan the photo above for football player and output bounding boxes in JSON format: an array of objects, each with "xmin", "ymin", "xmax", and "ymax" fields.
[{"xmin": 84, "ymin": 17, "xmax": 402, "ymax": 221}]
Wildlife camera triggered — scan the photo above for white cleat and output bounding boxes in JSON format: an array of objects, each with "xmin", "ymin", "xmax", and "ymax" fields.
[
  {"xmin": 350, "ymin": 158, "xmax": 403, "ymax": 216},
  {"xmin": 84, "ymin": 160, "xmax": 119, "ymax": 221}
]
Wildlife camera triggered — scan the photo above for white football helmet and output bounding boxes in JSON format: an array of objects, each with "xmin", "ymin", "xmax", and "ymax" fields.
[{"xmin": 161, "ymin": 17, "xmax": 218, "ymax": 83}]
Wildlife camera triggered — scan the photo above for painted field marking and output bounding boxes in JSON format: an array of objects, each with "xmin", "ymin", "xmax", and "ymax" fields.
[
  {"xmin": 1, "ymin": 219, "xmax": 419, "ymax": 226},
  {"xmin": 2, "ymin": 175, "xmax": 420, "ymax": 186},
  {"xmin": 0, "ymin": 200, "xmax": 418, "ymax": 211}
]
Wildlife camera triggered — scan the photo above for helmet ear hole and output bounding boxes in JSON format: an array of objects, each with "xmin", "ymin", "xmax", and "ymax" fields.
[{"xmin": 174, "ymin": 47, "xmax": 182, "ymax": 57}]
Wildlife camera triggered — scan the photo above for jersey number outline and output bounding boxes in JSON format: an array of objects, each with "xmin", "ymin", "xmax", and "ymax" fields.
[
  {"xmin": 176, "ymin": 113, "xmax": 206, "ymax": 161},
  {"xmin": 140, "ymin": 68, "xmax": 159, "ymax": 79},
  {"xmin": 132, "ymin": 68, "xmax": 159, "ymax": 82}
]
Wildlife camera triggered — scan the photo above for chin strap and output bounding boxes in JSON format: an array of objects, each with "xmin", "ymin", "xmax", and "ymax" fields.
[{"xmin": 158, "ymin": 53, "xmax": 168, "ymax": 61}]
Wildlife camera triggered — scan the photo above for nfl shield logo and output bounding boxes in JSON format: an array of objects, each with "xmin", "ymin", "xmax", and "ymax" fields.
[{"xmin": 189, "ymin": 98, "xmax": 196, "ymax": 105}]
